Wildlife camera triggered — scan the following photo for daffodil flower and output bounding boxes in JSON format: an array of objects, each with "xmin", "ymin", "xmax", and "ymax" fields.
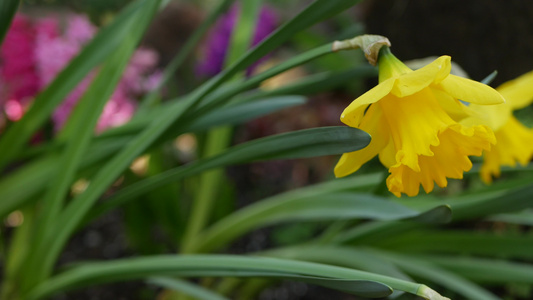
[
  {"xmin": 466, "ymin": 71, "xmax": 533, "ymax": 183},
  {"xmin": 335, "ymin": 47, "xmax": 505, "ymax": 197}
]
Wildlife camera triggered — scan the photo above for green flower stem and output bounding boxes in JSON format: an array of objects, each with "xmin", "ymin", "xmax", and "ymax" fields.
[
  {"xmin": 181, "ymin": 127, "xmax": 232, "ymax": 254},
  {"xmin": 0, "ymin": 206, "xmax": 34, "ymax": 300},
  {"xmin": 181, "ymin": 0, "xmax": 261, "ymax": 254}
]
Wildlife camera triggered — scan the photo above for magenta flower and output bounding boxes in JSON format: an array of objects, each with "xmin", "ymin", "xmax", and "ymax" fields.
[
  {"xmin": 195, "ymin": 4, "xmax": 278, "ymax": 77},
  {"xmin": 0, "ymin": 15, "xmax": 40, "ymax": 108},
  {"xmin": 0, "ymin": 13, "xmax": 161, "ymax": 134}
]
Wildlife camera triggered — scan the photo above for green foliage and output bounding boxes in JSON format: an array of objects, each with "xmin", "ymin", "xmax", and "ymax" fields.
[{"xmin": 1, "ymin": 0, "xmax": 533, "ymax": 299}]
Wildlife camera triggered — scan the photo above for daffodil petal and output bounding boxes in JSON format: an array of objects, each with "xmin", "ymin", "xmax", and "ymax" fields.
[
  {"xmin": 481, "ymin": 116, "xmax": 533, "ymax": 184},
  {"xmin": 380, "ymin": 90, "xmax": 456, "ymax": 172},
  {"xmin": 378, "ymin": 139, "xmax": 396, "ymax": 169},
  {"xmin": 431, "ymin": 88, "xmax": 471, "ymax": 121},
  {"xmin": 340, "ymin": 77, "xmax": 395, "ymax": 127},
  {"xmin": 496, "ymin": 70, "xmax": 533, "ymax": 110},
  {"xmin": 334, "ymin": 105, "xmax": 388, "ymax": 177},
  {"xmin": 463, "ymin": 103, "xmax": 512, "ymax": 130},
  {"xmin": 387, "ymin": 124, "xmax": 494, "ymax": 197},
  {"xmin": 437, "ymin": 74, "xmax": 505, "ymax": 105},
  {"xmin": 390, "ymin": 56, "xmax": 452, "ymax": 98}
]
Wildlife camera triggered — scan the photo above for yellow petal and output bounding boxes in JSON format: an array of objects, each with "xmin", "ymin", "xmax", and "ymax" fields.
[
  {"xmin": 379, "ymin": 89, "xmax": 455, "ymax": 172},
  {"xmin": 387, "ymin": 124, "xmax": 495, "ymax": 197},
  {"xmin": 496, "ymin": 70, "xmax": 533, "ymax": 110},
  {"xmin": 390, "ymin": 56, "xmax": 452, "ymax": 98},
  {"xmin": 378, "ymin": 139, "xmax": 396, "ymax": 168},
  {"xmin": 481, "ymin": 116, "xmax": 533, "ymax": 184},
  {"xmin": 431, "ymin": 88, "xmax": 472, "ymax": 121},
  {"xmin": 437, "ymin": 74, "xmax": 505, "ymax": 105},
  {"xmin": 462, "ymin": 103, "xmax": 512, "ymax": 130},
  {"xmin": 335, "ymin": 105, "xmax": 389, "ymax": 177},
  {"xmin": 340, "ymin": 78, "xmax": 395, "ymax": 127}
]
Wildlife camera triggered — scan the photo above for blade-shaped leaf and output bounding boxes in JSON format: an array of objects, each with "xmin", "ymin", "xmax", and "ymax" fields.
[
  {"xmin": 187, "ymin": 193, "xmax": 448, "ymax": 253},
  {"xmin": 370, "ymin": 249, "xmax": 499, "ymax": 300},
  {"xmin": 422, "ymin": 255, "xmax": 533, "ymax": 284},
  {"xmin": 487, "ymin": 209, "xmax": 533, "ymax": 226},
  {"xmin": 22, "ymin": 0, "xmax": 164, "ymax": 290},
  {"xmin": 0, "ymin": 0, "xmax": 18, "ymax": 45},
  {"xmin": 26, "ymin": 255, "xmax": 447, "ymax": 300},
  {"xmin": 188, "ymin": 96, "xmax": 307, "ymax": 132},
  {"xmin": 261, "ymin": 245, "xmax": 413, "ymax": 283},
  {"xmin": 88, "ymin": 126, "xmax": 370, "ymax": 221},
  {"xmin": 0, "ymin": 97, "xmax": 304, "ymax": 218},
  {"xmin": 371, "ymin": 229, "xmax": 533, "ymax": 260},
  {"xmin": 148, "ymin": 277, "xmax": 230, "ymax": 300}
]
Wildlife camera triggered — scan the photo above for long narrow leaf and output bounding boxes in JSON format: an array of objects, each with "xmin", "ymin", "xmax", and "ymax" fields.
[
  {"xmin": 25, "ymin": 0, "xmax": 164, "ymax": 291},
  {"xmin": 372, "ymin": 230, "xmax": 533, "ymax": 260},
  {"xmin": 261, "ymin": 246, "xmax": 413, "ymax": 283},
  {"xmin": 0, "ymin": 97, "xmax": 304, "ymax": 218},
  {"xmin": 148, "ymin": 277, "xmax": 230, "ymax": 300},
  {"xmin": 0, "ymin": 0, "xmax": 18, "ymax": 45},
  {"xmin": 423, "ymin": 255, "xmax": 533, "ymax": 284},
  {"xmin": 25, "ymin": 255, "xmax": 449, "ymax": 300},
  {"xmin": 187, "ymin": 193, "xmax": 448, "ymax": 253},
  {"xmin": 89, "ymin": 126, "xmax": 370, "ymax": 221},
  {"xmin": 371, "ymin": 250, "xmax": 499, "ymax": 300}
]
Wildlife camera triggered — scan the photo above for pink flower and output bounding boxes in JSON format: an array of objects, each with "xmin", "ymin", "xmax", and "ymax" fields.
[
  {"xmin": 1, "ymin": 13, "xmax": 161, "ymax": 134},
  {"xmin": 0, "ymin": 15, "xmax": 40, "ymax": 107}
]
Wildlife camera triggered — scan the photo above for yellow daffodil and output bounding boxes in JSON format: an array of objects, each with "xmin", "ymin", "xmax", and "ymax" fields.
[
  {"xmin": 335, "ymin": 48, "xmax": 505, "ymax": 197},
  {"xmin": 466, "ymin": 71, "xmax": 533, "ymax": 183}
]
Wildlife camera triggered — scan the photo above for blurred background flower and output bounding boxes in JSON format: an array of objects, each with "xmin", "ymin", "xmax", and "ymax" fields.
[
  {"xmin": 0, "ymin": 12, "xmax": 161, "ymax": 133},
  {"xmin": 195, "ymin": 4, "xmax": 278, "ymax": 77}
]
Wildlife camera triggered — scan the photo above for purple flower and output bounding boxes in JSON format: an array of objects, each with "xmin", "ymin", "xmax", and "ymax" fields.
[{"xmin": 195, "ymin": 4, "xmax": 278, "ymax": 77}]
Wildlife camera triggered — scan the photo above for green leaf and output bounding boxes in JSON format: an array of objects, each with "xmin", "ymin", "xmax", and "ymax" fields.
[
  {"xmin": 26, "ymin": 255, "xmax": 426, "ymax": 300},
  {"xmin": 242, "ymin": 67, "xmax": 377, "ymax": 102},
  {"xmin": 187, "ymin": 193, "xmax": 449, "ymax": 253},
  {"xmin": 370, "ymin": 250, "xmax": 499, "ymax": 300},
  {"xmin": 446, "ymin": 183, "xmax": 533, "ymax": 221},
  {"xmin": 147, "ymin": 277, "xmax": 230, "ymax": 300},
  {"xmin": 371, "ymin": 229, "xmax": 533, "ymax": 260},
  {"xmin": 189, "ymin": 96, "xmax": 307, "ymax": 132},
  {"xmin": 487, "ymin": 209, "xmax": 533, "ymax": 226},
  {"xmin": 0, "ymin": 97, "xmax": 304, "ymax": 218},
  {"xmin": 423, "ymin": 255, "xmax": 533, "ymax": 284},
  {"xmin": 0, "ymin": 0, "xmax": 18, "ymax": 45},
  {"xmin": 0, "ymin": 136, "xmax": 131, "ymax": 218},
  {"xmin": 22, "ymin": 0, "xmax": 164, "ymax": 291},
  {"xmin": 262, "ymin": 245, "xmax": 413, "ymax": 283},
  {"xmin": 89, "ymin": 126, "xmax": 370, "ymax": 221},
  {"xmin": 224, "ymin": 0, "xmax": 261, "ymax": 69}
]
